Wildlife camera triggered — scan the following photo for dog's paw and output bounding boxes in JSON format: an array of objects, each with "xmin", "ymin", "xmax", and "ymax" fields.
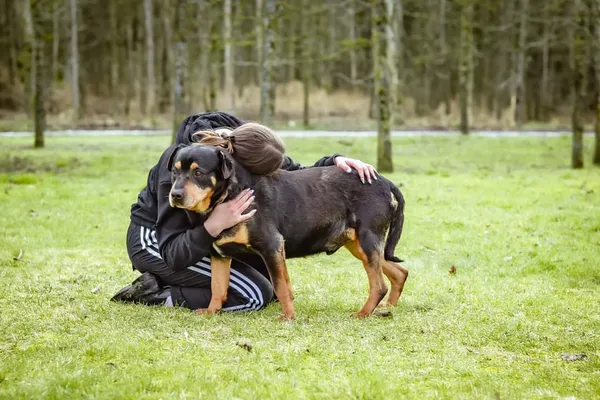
[
  {"xmin": 351, "ymin": 311, "xmax": 370, "ymax": 318},
  {"xmin": 378, "ymin": 300, "xmax": 397, "ymax": 308}
]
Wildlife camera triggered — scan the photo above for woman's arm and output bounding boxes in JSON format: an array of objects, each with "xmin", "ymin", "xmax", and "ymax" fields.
[{"xmin": 281, "ymin": 154, "xmax": 378, "ymax": 183}]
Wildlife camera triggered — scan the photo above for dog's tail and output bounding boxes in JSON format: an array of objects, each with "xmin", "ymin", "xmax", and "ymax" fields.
[{"xmin": 384, "ymin": 183, "xmax": 405, "ymax": 262}]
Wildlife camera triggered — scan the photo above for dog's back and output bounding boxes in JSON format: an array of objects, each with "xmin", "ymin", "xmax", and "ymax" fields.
[{"xmin": 247, "ymin": 166, "xmax": 404, "ymax": 259}]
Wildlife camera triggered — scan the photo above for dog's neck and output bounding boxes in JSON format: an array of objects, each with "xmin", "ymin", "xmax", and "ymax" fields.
[{"xmin": 208, "ymin": 165, "xmax": 253, "ymax": 211}]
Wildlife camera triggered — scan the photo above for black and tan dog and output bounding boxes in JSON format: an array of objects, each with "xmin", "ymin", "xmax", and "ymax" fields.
[{"xmin": 168, "ymin": 145, "xmax": 408, "ymax": 320}]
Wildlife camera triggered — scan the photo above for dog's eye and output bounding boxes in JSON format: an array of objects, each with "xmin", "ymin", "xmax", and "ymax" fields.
[{"xmin": 194, "ymin": 170, "xmax": 203, "ymax": 177}]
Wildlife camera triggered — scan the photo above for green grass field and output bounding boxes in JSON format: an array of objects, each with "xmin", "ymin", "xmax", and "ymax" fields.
[{"xmin": 1, "ymin": 133, "xmax": 599, "ymax": 399}]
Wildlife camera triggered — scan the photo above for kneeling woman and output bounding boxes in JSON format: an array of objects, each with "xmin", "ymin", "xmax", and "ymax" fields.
[{"xmin": 112, "ymin": 112, "xmax": 377, "ymax": 311}]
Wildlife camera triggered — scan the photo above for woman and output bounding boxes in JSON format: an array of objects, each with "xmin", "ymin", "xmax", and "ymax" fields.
[{"xmin": 111, "ymin": 112, "xmax": 377, "ymax": 312}]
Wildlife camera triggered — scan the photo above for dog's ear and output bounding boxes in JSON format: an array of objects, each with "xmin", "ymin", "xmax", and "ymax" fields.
[
  {"xmin": 166, "ymin": 144, "xmax": 186, "ymax": 171},
  {"xmin": 218, "ymin": 149, "xmax": 234, "ymax": 179}
]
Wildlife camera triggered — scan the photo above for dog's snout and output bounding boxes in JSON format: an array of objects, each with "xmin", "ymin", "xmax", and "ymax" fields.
[{"xmin": 171, "ymin": 188, "xmax": 184, "ymax": 202}]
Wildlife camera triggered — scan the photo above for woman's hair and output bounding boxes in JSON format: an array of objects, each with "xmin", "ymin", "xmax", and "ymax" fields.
[{"xmin": 192, "ymin": 122, "xmax": 285, "ymax": 176}]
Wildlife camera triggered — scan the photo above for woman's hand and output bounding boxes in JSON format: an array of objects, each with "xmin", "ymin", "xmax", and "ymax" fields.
[
  {"xmin": 334, "ymin": 156, "xmax": 378, "ymax": 184},
  {"xmin": 204, "ymin": 189, "xmax": 256, "ymax": 237}
]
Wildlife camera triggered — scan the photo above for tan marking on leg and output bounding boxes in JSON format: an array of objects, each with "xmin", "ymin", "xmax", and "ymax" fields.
[
  {"xmin": 264, "ymin": 238, "xmax": 295, "ymax": 320},
  {"xmin": 215, "ymin": 223, "xmax": 250, "ymax": 247},
  {"xmin": 381, "ymin": 261, "xmax": 408, "ymax": 306},
  {"xmin": 196, "ymin": 256, "xmax": 231, "ymax": 315},
  {"xmin": 345, "ymin": 239, "xmax": 387, "ymax": 317}
]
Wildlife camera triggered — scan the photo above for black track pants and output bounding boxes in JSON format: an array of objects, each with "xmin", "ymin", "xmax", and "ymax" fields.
[{"xmin": 126, "ymin": 222, "xmax": 274, "ymax": 311}]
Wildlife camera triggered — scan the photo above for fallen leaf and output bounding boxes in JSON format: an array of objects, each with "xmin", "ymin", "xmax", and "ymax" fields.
[
  {"xmin": 91, "ymin": 286, "xmax": 100, "ymax": 294},
  {"xmin": 13, "ymin": 249, "xmax": 23, "ymax": 261},
  {"xmin": 449, "ymin": 265, "xmax": 457, "ymax": 275}
]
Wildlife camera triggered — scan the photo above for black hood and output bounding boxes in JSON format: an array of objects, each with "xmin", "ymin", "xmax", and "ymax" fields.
[{"xmin": 174, "ymin": 111, "xmax": 246, "ymax": 145}]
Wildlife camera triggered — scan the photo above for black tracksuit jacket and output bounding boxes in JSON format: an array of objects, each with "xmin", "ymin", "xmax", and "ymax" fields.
[{"xmin": 129, "ymin": 112, "xmax": 341, "ymax": 271}]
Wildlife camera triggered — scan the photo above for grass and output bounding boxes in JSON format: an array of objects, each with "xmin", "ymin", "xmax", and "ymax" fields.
[{"xmin": 0, "ymin": 133, "xmax": 599, "ymax": 399}]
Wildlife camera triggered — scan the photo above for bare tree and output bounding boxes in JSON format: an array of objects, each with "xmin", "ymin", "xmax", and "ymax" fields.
[
  {"xmin": 172, "ymin": 0, "xmax": 187, "ymax": 142},
  {"xmin": 31, "ymin": 0, "xmax": 46, "ymax": 148},
  {"xmin": 571, "ymin": 0, "xmax": 586, "ymax": 169},
  {"xmin": 259, "ymin": 0, "xmax": 275, "ymax": 124},
  {"xmin": 70, "ymin": 0, "xmax": 80, "ymax": 121},
  {"xmin": 593, "ymin": 0, "xmax": 600, "ymax": 165},
  {"xmin": 372, "ymin": 0, "xmax": 393, "ymax": 172},
  {"xmin": 301, "ymin": 0, "xmax": 310, "ymax": 127},
  {"xmin": 515, "ymin": 0, "xmax": 529, "ymax": 126},
  {"xmin": 459, "ymin": 1, "xmax": 474, "ymax": 135},
  {"xmin": 386, "ymin": 0, "xmax": 400, "ymax": 126},
  {"xmin": 144, "ymin": 0, "xmax": 156, "ymax": 118},
  {"xmin": 24, "ymin": 0, "xmax": 35, "ymax": 116},
  {"xmin": 224, "ymin": 0, "xmax": 235, "ymax": 113},
  {"xmin": 348, "ymin": 0, "xmax": 358, "ymax": 83}
]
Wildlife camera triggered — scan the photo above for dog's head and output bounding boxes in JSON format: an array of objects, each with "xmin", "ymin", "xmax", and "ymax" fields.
[{"xmin": 168, "ymin": 144, "xmax": 234, "ymax": 213}]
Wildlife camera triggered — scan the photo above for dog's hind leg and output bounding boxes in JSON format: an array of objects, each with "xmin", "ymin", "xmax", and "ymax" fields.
[
  {"xmin": 259, "ymin": 237, "xmax": 295, "ymax": 320},
  {"xmin": 344, "ymin": 231, "xmax": 388, "ymax": 317},
  {"xmin": 196, "ymin": 256, "xmax": 232, "ymax": 315},
  {"xmin": 381, "ymin": 261, "xmax": 408, "ymax": 307}
]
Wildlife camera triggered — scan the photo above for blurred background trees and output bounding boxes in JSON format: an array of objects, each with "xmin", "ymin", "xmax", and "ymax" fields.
[{"xmin": 1, "ymin": 0, "xmax": 600, "ymax": 166}]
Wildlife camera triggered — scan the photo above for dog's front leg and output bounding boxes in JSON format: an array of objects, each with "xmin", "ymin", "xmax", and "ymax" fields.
[
  {"xmin": 262, "ymin": 249, "xmax": 295, "ymax": 321},
  {"xmin": 196, "ymin": 256, "xmax": 231, "ymax": 315}
]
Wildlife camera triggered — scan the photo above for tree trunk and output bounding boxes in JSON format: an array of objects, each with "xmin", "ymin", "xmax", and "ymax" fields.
[
  {"xmin": 124, "ymin": 22, "xmax": 134, "ymax": 118},
  {"xmin": 593, "ymin": 0, "xmax": 600, "ymax": 165},
  {"xmin": 386, "ymin": 0, "xmax": 400, "ymax": 126},
  {"xmin": 571, "ymin": 0, "xmax": 586, "ymax": 169},
  {"xmin": 159, "ymin": 6, "xmax": 172, "ymax": 114},
  {"xmin": 172, "ymin": 0, "xmax": 187, "ymax": 142},
  {"xmin": 301, "ymin": 0, "xmax": 310, "ymax": 127},
  {"xmin": 459, "ymin": 2, "xmax": 473, "ymax": 135},
  {"xmin": 348, "ymin": 0, "xmax": 357, "ymax": 84},
  {"xmin": 6, "ymin": 0, "xmax": 18, "ymax": 84},
  {"xmin": 24, "ymin": 0, "xmax": 35, "ymax": 116},
  {"xmin": 51, "ymin": 6, "xmax": 60, "ymax": 83},
  {"xmin": 208, "ymin": 20, "xmax": 217, "ymax": 111},
  {"xmin": 144, "ymin": 0, "xmax": 156, "ymax": 119},
  {"xmin": 70, "ymin": 0, "xmax": 80, "ymax": 121},
  {"xmin": 224, "ymin": 0, "xmax": 235, "ymax": 113},
  {"xmin": 31, "ymin": 0, "xmax": 45, "ymax": 148},
  {"xmin": 515, "ymin": 0, "xmax": 529, "ymax": 126},
  {"xmin": 110, "ymin": 0, "xmax": 119, "ymax": 115},
  {"xmin": 372, "ymin": 0, "xmax": 393, "ymax": 172},
  {"xmin": 256, "ymin": 0, "xmax": 263, "ymax": 86},
  {"xmin": 439, "ymin": 0, "xmax": 450, "ymax": 117},
  {"xmin": 286, "ymin": 9, "xmax": 296, "ymax": 82},
  {"xmin": 540, "ymin": 3, "xmax": 550, "ymax": 122},
  {"xmin": 259, "ymin": 0, "xmax": 275, "ymax": 124}
]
